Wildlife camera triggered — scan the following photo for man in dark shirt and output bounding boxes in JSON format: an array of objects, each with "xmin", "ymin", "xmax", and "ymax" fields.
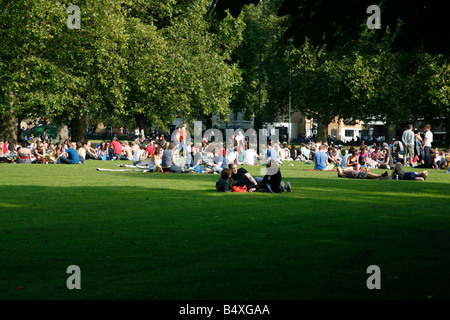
[
  {"xmin": 249, "ymin": 160, "xmax": 292, "ymax": 193},
  {"xmin": 228, "ymin": 163, "xmax": 262, "ymax": 189}
]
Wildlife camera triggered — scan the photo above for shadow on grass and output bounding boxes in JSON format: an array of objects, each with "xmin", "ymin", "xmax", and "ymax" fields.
[{"xmin": 1, "ymin": 180, "xmax": 450, "ymax": 300}]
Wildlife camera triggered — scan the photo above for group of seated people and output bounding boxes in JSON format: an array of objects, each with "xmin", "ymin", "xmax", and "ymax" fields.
[
  {"xmin": 3, "ymin": 135, "xmax": 449, "ymax": 186},
  {"xmin": 1, "ymin": 139, "xmax": 89, "ymax": 164},
  {"xmin": 310, "ymin": 142, "xmax": 449, "ymax": 172}
]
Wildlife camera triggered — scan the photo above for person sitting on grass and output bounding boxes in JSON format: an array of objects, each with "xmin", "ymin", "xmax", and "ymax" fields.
[
  {"xmin": 120, "ymin": 141, "xmax": 133, "ymax": 161},
  {"xmin": 297, "ymin": 143, "xmax": 307, "ymax": 161},
  {"xmin": 416, "ymin": 148, "xmax": 438, "ymax": 169},
  {"xmin": 96, "ymin": 141, "xmax": 107, "ymax": 159},
  {"xmin": 186, "ymin": 144, "xmax": 202, "ymax": 169},
  {"xmin": 228, "ymin": 163, "xmax": 262, "ymax": 190},
  {"xmin": 84, "ymin": 140, "xmax": 99, "ymax": 160},
  {"xmin": 216, "ymin": 168, "xmax": 237, "ymax": 192},
  {"xmin": 376, "ymin": 147, "xmax": 393, "ymax": 170},
  {"xmin": 249, "ymin": 159, "xmax": 292, "ymax": 193},
  {"xmin": 314, "ymin": 144, "xmax": 335, "ymax": 171},
  {"xmin": 52, "ymin": 142, "xmax": 64, "ymax": 162},
  {"xmin": 77, "ymin": 142, "xmax": 86, "ymax": 164},
  {"xmin": 148, "ymin": 146, "xmax": 163, "ymax": 172},
  {"xmin": 34, "ymin": 142, "xmax": 47, "ymax": 164},
  {"xmin": 337, "ymin": 166, "xmax": 389, "ymax": 180},
  {"xmin": 358, "ymin": 146, "xmax": 369, "ymax": 167},
  {"xmin": 109, "ymin": 137, "xmax": 122, "ymax": 160},
  {"xmin": 346, "ymin": 148, "xmax": 360, "ymax": 170},
  {"xmin": 161, "ymin": 142, "xmax": 183, "ymax": 173},
  {"xmin": 327, "ymin": 147, "xmax": 340, "ymax": 166},
  {"xmin": 203, "ymin": 149, "xmax": 226, "ymax": 174},
  {"xmin": 391, "ymin": 163, "xmax": 428, "ymax": 181},
  {"xmin": 16, "ymin": 141, "xmax": 32, "ymax": 164},
  {"xmin": 132, "ymin": 144, "xmax": 147, "ymax": 166},
  {"xmin": 442, "ymin": 149, "xmax": 450, "ymax": 171},
  {"xmin": 59, "ymin": 142, "xmax": 80, "ymax": 164}
]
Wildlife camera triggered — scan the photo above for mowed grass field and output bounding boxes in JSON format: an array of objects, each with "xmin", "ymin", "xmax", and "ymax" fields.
[{"xmin": 1, "ymin": 160, "xmax": 449, "ymax": 300}]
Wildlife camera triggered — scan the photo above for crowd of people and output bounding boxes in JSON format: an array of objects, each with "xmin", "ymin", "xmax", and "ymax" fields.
[{"xmin": 1, "ymin": 123, "xmax": 449, "ymax": 189}]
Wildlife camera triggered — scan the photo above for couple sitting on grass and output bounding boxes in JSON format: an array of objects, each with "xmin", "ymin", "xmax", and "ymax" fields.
[{"xmin": 216, "ymin": 160, "xmax": 292, "ymax": 193}]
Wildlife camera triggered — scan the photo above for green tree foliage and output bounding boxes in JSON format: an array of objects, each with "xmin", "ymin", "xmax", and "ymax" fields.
[
  {"xmin": 1, "ymin": 0, "xmax": 243, "ymax": 142},
  {"xmin": 229, "ymin": 0, "xmax": 291, "ymax": 130},
  {"xmin": 212, "ymin": 0, "xmax": 450, "ymax": 55}
]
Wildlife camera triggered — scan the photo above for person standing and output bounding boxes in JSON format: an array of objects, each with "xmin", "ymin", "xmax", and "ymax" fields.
[
  {"xmin": 140, "ymin": 128, "xmax": 145, "ymax": 143},
  {"xmin": 179, "ymin": 123, "xmax": 187, "ymax": 158},
  {"xmin": 422, "ymin": 124, "xmax": 433, "ymax": 164},
  {"xmin": 43, "ymin": 128, "xmax": 49, "ymax": 140},
  {"xmin": 134, "ymin": 127, "xmax": 140, "ymax": 142},
  {"xmin": 414, "ymin": 128, "xmax": 423, "ymax": 164},
  {"xmin": 402, "ymin": 124, "xmax": 415, "ymax": 166}
]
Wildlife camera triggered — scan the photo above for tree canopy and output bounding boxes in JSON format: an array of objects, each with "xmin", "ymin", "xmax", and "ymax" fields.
[{"xmin": 211, "ymin": 0, "xmax": 450, "ymax": 55}]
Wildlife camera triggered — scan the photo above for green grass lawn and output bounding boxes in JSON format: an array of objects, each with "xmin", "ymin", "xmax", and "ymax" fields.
[{"xmin": 1, "ymin": 160, "xmax": 449, "ymax": 300}]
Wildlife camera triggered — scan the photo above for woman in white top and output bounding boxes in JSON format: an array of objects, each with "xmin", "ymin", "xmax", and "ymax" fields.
[
  {"xmin": 77, "ymin": 142, "xmax": 86, "ymax": 164},
  {"xmin": 132, "ymin": 144, "xmax": 147, "ymax": 166}
]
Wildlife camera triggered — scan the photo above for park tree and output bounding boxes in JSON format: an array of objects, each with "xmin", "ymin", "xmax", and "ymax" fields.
[
  {"xmin": 213, "ymin": 0, "xmax": 450, "ymax": 144},
  {"xmin": 122, "ymin": 0, "xmax": 243, "ymax": 130},
  {"xmin": 0, "ymin": 0, "xmax": 130, "ymax": 144},
  {"xmin": 1, "ymin": 0, "xmax": 243, "ymax": 143},
  {"xmin": 211, "ymin": 0, "xmax": 450, "ymax": 55},
  {"xmin": 229, "ymin": 0, "xmax": 292, "ymax": 131},
  {"xmin": 0, "ymin": 0, "xmax": 60, "ymax": 141}
]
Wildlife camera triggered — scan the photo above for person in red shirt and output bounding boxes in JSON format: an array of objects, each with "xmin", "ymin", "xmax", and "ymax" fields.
[
  {"xmin": 146, "ymin": 140, "xmax": 156, "ymax": 158},
  {"xmin": 109, "ymin": 137, "xmax": 122, "ymax": 160}
]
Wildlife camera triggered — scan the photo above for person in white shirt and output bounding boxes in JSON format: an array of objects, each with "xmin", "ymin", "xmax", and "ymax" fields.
[
  {"xmin": 235, "ymin": 131, "xmax": 245, "ymax": 149},
  {"xmin": 134, "ymin": 128, "xmax": 140, "ymax": 142},
  {"xmin": 132, "ymin": 144, "xmax": 147, "ymax": 166},
  {"xmin": 243, "ymin": 147, "xmax": 258, "ymax": 166},
  {"xmin": 422, "ymin": 124, "xmax": 433, "ymax": 164},
  {"xmin": 300, "ymin": 144, "xmax": 310, "ymax": 161}
]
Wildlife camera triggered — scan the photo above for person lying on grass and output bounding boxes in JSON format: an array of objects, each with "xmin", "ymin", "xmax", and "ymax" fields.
[
  {"xmin": 249, "ymin": 160, "xmax": 292, "ymax": 193},
  {"xmin": 390, "ymin": 163, "xmax": 428, "ymax": 181},
  {"xmin": 337, "ymin": 166, "xmax": 389, "ymax": 180}
]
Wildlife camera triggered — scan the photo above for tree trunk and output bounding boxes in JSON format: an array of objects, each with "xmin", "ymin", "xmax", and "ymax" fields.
[
  {"xmin": 16, "ymin": 120, "xmax": 25, "ymax": 143},
  {"xmin": 134, "ymin": 113, "xmax": 147, "ymax": 131},
  {"xmin": 0, "ymin": 113, "xmax": 17, "ymax": 142},
  {"xmin": 386, "ymin": 121, "xmax": 396, "ymax": 142},
  {"xmin": 0, "ymin": 91, "xmax": 18, "ymax": 142},
  {"xmin": 205, "ymin": 113, "xmax": 213, "ymax": 129},
  {"xmin": 70, "ymin": 114, "xmax": 88, "ymax": 144},
  {"xmin": 446, "ymin": 112, "xmax": 450, "ymax": 148},
  {"xmin": 316, "ymin": 112, "xmax": 331, "ymax": 143}
]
